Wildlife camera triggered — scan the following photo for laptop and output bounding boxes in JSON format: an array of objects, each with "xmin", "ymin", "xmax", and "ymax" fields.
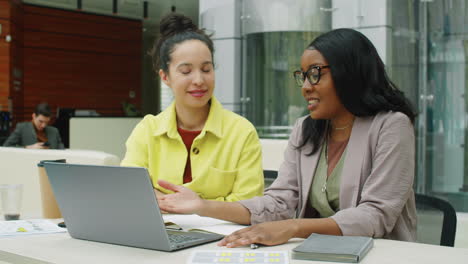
[{"xmin": 43, "ymin": 162, "xmax": 224, "ymax": 251}]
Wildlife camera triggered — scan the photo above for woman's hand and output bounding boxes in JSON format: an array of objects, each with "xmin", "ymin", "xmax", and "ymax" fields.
[
  {"xmin": 217, "ymin": 219, "xmax": 298, "ymax": 248},
  {"xmin": 153, "ymin": 189, "xmax": 169, "ymax": 213},
  {"xmin": 157, "ymin": 180, "xmax": 205, "ymax": 215},
  {"xmin": 154, "ymin": 188, "xmax": 166, "ymax": 199}
]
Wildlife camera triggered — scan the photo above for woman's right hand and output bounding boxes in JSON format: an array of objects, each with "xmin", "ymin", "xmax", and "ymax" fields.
[
  {"xmin": 157, "ymin": 180, "xmax": 205, "ymax": 215},
  {"xmin": 218, "ymin": 220, "xmax": 298, "ymax": 248},
  {"xmin": 154, "ymin": 189, "xmax": 166, "ymax": 199}
]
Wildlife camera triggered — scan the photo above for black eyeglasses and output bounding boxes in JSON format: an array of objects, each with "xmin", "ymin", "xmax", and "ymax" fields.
[{"xmin": 293, "ymin": 65, "xmax": 330, "ymax": 86}]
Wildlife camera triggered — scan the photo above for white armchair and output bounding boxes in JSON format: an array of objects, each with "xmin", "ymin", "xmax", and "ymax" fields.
[{"xmin": 0, "ymin": 147, "xmax": 120, "ymax": 218}]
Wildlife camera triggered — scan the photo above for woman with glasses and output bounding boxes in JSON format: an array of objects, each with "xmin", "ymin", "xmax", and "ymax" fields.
[
  {"xmin": 121, "ymin": 13, "xmax": 264, "ymax": 203},
  {"xmin": 157, "ymin": 28, "xmax": 417, "ymax": 246}
]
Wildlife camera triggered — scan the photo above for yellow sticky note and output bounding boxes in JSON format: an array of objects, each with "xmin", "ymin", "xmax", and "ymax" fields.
[{"xmin": 16, "ymin": 227, "xmax": 27, "ymax": 232}]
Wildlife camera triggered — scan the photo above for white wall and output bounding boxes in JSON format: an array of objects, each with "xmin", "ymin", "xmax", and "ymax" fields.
[
  {"xmin": 69, "ymin": 117, "xmax": 141, "ymax": 160},
  {"xmin": 332, "ymin": 0, "xmax": 390, "ymax": 64}
]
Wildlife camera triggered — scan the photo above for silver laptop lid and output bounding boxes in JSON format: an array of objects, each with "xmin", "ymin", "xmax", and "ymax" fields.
[{"xmin": 44, "ymin": 163, "xmax": 173, "ymax": 251}]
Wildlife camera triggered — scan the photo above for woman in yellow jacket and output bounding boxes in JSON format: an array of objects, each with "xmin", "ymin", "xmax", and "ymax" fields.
[{"xmin": 121, "ymin": 13, "xmax": 264, "ymax": 202}]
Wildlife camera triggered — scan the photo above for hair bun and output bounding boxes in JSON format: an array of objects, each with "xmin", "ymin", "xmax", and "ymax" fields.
[
  {"xmin": 159, "ymin": 13, "xmax": 198, "ymax": 38},
  {"xmin": 151, "ymin": 12, "xmax": 214, "ymax": 72}
]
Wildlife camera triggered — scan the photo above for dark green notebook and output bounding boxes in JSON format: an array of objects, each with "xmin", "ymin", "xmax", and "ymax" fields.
[{"xmin": 291, "ymin": 234, "xmax": 374, "ymax": 263}]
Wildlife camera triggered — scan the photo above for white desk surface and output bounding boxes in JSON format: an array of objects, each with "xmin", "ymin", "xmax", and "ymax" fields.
[{"xmin": 1, "ymin": 229, "xmax": 467, "ymax": 264}]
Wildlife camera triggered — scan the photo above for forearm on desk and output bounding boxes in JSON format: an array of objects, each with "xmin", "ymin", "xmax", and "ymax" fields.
[
  {"xmin": 289, "ymin": 218, "xmax": 342, "ymax": 238},
  {"xmin": 198, "ymin": 200, "xmax": 251, "ymax": 225}
]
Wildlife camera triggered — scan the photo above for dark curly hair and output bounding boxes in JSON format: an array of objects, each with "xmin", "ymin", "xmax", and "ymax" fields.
[{"xmin": 149, "ymin": 13, "xmax": 214, "ymax": 73}]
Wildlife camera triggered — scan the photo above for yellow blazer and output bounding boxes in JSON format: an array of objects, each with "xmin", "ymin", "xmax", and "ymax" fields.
[{"xmin": 121, "ymin": 97, "xmax": 264, "ymax": 201}]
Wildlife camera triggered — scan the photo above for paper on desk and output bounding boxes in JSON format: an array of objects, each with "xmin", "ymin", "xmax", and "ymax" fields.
[
  {"xmin": 0, "ymin": 219, "xmax": 67, "ymax": 237},
  {"xmin": 188, "ymin": 250, "xmax": 289, "ymax": 264},
  {"xmin": 163, "ymin": 214, "xmax": 246, "ymax": 235}
]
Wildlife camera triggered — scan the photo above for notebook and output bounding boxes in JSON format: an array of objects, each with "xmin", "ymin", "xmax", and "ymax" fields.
[
  {"xmin": 291, "ymin": 233, "xmax": 373, "ymax": 263},
  {"xmin": 43, "ymin": 163, "xmax": 223, "ymax": 252},
  {"xmin": 188, "ymin": 250, "xmax": 289, "ymax": 264}
]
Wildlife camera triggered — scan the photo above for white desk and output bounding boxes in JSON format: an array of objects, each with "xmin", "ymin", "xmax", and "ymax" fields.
[{"xmin": 0, "ymin": 231, "xmax": 467, "ymax": 264}]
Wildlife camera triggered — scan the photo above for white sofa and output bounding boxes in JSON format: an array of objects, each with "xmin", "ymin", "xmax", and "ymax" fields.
[{"xmin": 0, "ymin": 147, "xmax": 120, "ymax": 218}]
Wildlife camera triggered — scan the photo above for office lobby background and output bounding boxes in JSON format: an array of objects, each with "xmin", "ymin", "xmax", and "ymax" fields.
[{"xmin": 0, "ymin": 0, "xmax": 467, "ymax": 214}]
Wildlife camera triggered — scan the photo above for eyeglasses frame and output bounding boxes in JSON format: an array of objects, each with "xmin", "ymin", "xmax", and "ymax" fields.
[{"xmin": 293, "ymin": 65, "xmax": 331, "ymax": 86}]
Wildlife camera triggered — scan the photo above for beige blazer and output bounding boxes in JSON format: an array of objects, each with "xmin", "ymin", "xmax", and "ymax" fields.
[{"xmin": 240, "ymin": 111, "xmax": 417, "ymax": 241}]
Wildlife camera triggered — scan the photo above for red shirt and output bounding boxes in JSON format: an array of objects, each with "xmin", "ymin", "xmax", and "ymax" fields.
[{"xmin": 177, "ymin": 127, "xmax": 201, "ymax": 184}]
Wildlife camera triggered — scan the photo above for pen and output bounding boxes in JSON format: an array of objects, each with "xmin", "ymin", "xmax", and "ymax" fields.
[{"xmin": 250, "ymin": 243, "xmax": 259, "ymax": 250}]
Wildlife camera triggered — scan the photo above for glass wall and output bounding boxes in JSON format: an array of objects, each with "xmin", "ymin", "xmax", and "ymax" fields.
[
  {"xmin": 424, "ymin": 0, "xmax": 468, "ymax": 210},
  {"xmin": 243, "ymin": 32, "xmax": 322, "ymax": 138},
  {"xmin": 390, "ymin": 0, "xmax": 468, "ymax": 211},
  {"xmin": 241, "ymin": 0, "xmax": 331, "ymax": 138}
]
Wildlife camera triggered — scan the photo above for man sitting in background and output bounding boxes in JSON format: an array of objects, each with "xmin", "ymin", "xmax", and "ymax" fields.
[{"xmin": 3, "ymin": 103, "xmax": 64, "ymax": 149}]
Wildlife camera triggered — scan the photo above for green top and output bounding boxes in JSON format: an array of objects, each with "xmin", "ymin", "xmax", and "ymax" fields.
[{"xmin": 309, "ymin": 142, "xmax": 346, "ymax": 218}]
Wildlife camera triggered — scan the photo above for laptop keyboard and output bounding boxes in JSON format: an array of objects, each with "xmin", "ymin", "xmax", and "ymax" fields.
[{"xmin": 168, "ymin": 233, "xmax": 204, "ymax": 245}]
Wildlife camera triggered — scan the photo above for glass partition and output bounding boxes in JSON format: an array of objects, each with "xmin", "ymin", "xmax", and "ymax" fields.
[
  {"xmin": 424, "ymin": 0, "xmax": 468, "ymax": 210},
  {"xmin": 390, "ymin": 0, "xmax": 468, "ymax": 211},
  {"xmin": 243, "ymin": 32, "xmax": 322, "ymax": 138},
  {"xmin": 241, "ymin": 0, "xmax": 331, "ymax": 138}
]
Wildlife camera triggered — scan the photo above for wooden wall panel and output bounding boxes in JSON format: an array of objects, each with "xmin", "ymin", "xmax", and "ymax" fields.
[
  {"xmin": 16, "ymin": 4, "xmax": 142, "ymax": 121},
  {"xmin": 23, "ymin": 31, "xmax": 140, "ymax": 55},
  {"xmin": 9, "ymin": 0, "xmax": 24, "ymax": 123},
  {"xmin": 23, "ymin": 8, "xmax": 140, "ymax": 41},
  {"xmin": 0, "ymin": 40, "xmax": 10, "ymax": 110},
  {"xmin": 0, "ymin": 0, "xmax": 11, "ymax": 110},
  {"xmin": 0, "ymin": 0, "xmax": 10, "ymax": 19}
]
